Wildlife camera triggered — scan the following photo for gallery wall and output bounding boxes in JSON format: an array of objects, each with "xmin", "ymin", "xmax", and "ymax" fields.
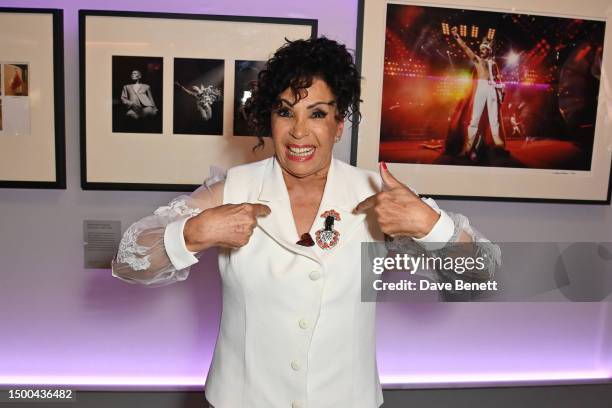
[{"xmin": 0, "ymin": 0, "xmax": 611, "ymax": 390}]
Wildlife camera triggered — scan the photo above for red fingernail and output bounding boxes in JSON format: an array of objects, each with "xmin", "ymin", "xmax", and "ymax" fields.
[{"xmin": 380, "ymin": 161, "xmax": 387, "ymax": 170}]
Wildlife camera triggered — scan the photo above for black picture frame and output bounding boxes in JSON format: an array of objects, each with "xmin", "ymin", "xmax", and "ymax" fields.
[
  {"xmin": 80, "ymin": 10, "xmax": 317, "ymax": 191},
  {"xmin": 0, "ymin": 8, "xmax": 66, "ymax": 189}
]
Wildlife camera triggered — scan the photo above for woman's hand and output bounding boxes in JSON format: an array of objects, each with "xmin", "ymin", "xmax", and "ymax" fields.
[
  {"xmin": 353, "ymin": 162, "xmax": 439, "ymax": 239},
  {"xmin": 184, "ymin": 203, "xmax": 271, "ymax": 252}
]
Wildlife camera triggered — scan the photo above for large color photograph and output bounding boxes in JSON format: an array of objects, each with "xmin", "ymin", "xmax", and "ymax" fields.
[{"xmin": 379, "ymin": 4, "xmax": 605, "ymax": 170}]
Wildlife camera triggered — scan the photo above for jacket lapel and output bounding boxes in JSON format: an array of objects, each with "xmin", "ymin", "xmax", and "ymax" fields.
[
  {"xmin": 255, "ymin": 157, "xmax": 319, "ymax": 263},
  {"xmin": 255, "ymin": 156, "xmax": 368, "ymax": 264},
  {"xmin": 308, "ymin": 158, "xmax": 368, "ymax": 262}
]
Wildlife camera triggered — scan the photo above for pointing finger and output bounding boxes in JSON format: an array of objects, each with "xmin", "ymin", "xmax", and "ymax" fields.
[
  {"xmin": 249, "ymin": 203, "xmax": 272, "ymax": 217},
  {"xmin": 353, "ymin": 194, "xmax": 377, "ymax": 214}
]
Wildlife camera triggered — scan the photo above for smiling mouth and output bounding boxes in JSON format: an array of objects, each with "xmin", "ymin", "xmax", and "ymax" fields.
[{"xmin": 286, "ymin": 145, "xmax": 315, "ymax": 161}]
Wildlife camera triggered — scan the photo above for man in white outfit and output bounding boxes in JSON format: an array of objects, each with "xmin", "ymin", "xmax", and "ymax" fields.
[{"xmin": 451, "ymin": 27, "xmax": 506, "ymax": 158}]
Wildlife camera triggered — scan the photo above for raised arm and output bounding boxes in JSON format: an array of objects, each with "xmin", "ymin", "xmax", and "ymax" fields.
[
  {"xmin": 451, "ymin": 26, "xmax": 477, "ymax": 62},
  {"xmin": 175, "ymin": 81, "xmax": 196, "ymax": 98}
]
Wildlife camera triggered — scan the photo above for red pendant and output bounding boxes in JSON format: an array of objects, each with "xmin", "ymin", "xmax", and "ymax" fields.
[{"xmin": 296, "ymin": 233, "xmax": 315, "ymax": 247}]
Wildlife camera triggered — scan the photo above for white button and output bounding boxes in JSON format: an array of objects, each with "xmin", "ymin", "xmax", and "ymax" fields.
[
  {"xmin": 291, "ymin": 402, "xmax": 303, "ymax": 408},
  {"xmin": 290, "ymin": 360, "xmax": 301, "ymax": 371},
  {"xmin": 309, "ymin": 270, "xmax": 321, "ymax": 281},
  {"xmin": 298, "ymin": 318, "xmax": 309, "ymax": 329}
]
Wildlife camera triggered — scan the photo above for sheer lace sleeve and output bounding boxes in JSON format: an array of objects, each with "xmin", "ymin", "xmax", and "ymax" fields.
[
  {"xmin": 443, "ymin": 210, "xmax": 502, "ymax": 281},
  {"xmin": 111, "ymin": 167, "xmax": 226, "ymax": 287},
  {"xmin": 386, "ymin": 196, "xmax": 502, "ymax": 297}
]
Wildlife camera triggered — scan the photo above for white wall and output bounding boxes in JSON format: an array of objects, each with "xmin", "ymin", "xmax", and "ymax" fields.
[{"xmin": 0, "ymin": 0, "xmax": 610, "ymax": 390}]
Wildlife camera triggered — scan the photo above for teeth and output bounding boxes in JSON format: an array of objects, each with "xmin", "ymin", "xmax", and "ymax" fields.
[{"xmin": 288, "ymin": 146, "xmax": 314, "ymax": 156}]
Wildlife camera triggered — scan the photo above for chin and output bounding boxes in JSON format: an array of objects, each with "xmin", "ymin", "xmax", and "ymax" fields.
[{"xmin": 283, "ymin": 160, "xmax": 320, "ymax": 178}]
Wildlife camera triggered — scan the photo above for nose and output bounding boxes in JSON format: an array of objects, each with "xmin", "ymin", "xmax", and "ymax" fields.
[{"xmin": 289, "ymin": 118, "xmax": 309, "ymax": 139}]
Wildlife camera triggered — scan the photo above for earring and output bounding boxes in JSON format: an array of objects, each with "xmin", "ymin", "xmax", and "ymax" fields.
[{"xmin": 334, "ymin": 136, "xmax": 341, "ymax": 143}]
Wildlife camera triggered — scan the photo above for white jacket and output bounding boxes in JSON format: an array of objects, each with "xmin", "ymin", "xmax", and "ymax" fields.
[
  {"xmin": 208, "ymin": 157, "xmax": 388, "ymax": 408},
  {"xmin": 112, "ymin": 156, "xmax": 498, "ymax": 408}
]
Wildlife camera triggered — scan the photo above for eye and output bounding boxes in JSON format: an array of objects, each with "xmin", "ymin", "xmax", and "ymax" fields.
[
  {"xmin": 275, "ymin": 107, "xmax": 292, "ymax": 118},
  {"xmin": 311, "ymin": 109, "xmax": 328, "ymax": 119}
]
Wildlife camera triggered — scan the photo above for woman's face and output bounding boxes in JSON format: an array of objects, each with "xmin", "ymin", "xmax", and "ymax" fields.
[{"xmin": 271, "ymin": 77, "xmax": 344, "ymax": 179}]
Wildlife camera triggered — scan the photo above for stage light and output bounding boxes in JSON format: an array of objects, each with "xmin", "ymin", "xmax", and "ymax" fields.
[
  {"xmin": 240, "ymin": 90, "xmax": 252, "ymax": 105},
  {"xmin": 505, "ymin": 50, "xmax": 520, "ymax": 66},
  {"xmin": 460, "ymin": 25, "xmax": 467, "ymax": 37},
  {"xmin": 442, "ymin": 22, "xmax": 449, "ymax": 35},
  {"xmin": 487, "ymin": 28, "xmax": 496, "ymax": 40},
  {"xmin": 457, "ymin": 73, "xmax": 472, "ymax": 83},
  {"xmin": 471, "ymin": 25, "xmax": 479, "ymax": 38}
]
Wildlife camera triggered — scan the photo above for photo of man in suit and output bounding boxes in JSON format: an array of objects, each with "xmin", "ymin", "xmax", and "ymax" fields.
[
  {"xmin": 112, "ymin": 56, "xmax": 163, "ymax": 134},
  {"xmin": 121, "ymin": 70, "xmax": 158, "ymax": 120}
]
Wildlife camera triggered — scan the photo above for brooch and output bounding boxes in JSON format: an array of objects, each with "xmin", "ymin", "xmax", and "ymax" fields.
[
  {"xmin": 315, "ymin": 209, "xmax": 341, "ymax": 250},
  {"xmin": 296, "ymin": 232, "xmax": 315, "ymax": 247}
]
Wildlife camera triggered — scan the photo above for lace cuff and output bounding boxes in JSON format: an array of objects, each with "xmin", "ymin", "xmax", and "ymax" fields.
[
  {"xmin": 111, "ymin": 166, "xmax": 226, "ymax": 287},
  {"xmin": 385, "ymin": 210, "xmax": 502, "ymax": 296}
]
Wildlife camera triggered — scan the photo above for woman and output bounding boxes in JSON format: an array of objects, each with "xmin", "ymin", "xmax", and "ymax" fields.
[{"xmin": 112, "ymin": 37, "xmax": 499, "ymax": 408}]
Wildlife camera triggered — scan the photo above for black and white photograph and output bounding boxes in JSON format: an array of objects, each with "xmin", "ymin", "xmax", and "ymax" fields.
[
  {"xmin": 112, "ymin": 55, "xmax": 163, "ymax": 134},
  {"xmin": 4, "ymin": 63, "xmax": 28, "ymax": 96},
  {"xmin": 80, "ymin": 10, "xmax": 314, "ymax": 190},
  {"xmin": 173, "ymin": 58, "xmax": 224, "ymax": 135},
  {"xmin": 233, "ymin": 60, "xmax": 266, "ymax": 136}
]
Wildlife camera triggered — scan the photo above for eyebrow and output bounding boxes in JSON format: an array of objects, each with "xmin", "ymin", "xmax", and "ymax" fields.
[{"xmin": 279, "ymin": 98, "xmax": 336, "ymax": 109}]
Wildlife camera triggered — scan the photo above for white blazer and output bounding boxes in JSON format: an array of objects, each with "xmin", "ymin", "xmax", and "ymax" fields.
[
  {"xmin": 114, "ymin": 155, "xmax": 471, "ymax": 406},
  {"xmin": 204, "ymin": 156, "xmax": 386, "ymax": 408}
]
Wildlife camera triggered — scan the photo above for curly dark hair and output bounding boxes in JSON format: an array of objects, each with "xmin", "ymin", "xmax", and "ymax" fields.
[{"xmin": 243, "ymin": 36, "xmax": 361, "ymax": 149}]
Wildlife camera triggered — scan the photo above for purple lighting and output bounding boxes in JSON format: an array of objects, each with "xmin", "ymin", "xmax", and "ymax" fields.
[
  {"xmin": 380, "ymin": 370, "xmax": 611, "ymax": 388},
  {"xmin": 0, "ymin": 0, "xmax": 610, "ymax": 392}
]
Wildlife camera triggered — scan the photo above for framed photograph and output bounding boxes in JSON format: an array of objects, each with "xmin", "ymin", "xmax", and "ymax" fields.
[
  {"xmin": 80, "ymin": 10, "xmax": 317, "ymax": 191},
  {"xmin": 112, "ymin": 56, "xmax": 163, "ymax": 134},
  {"xmin": 0, "ymin": 8, "xmax": 65, "ymax": 189},
  {"xmin": 174, "ymin": 58, "xmax": 224, "ymax": 136},
  {"xmin": 233, "ymin": 60, "xmax": 267, "ymax": 136},
  {"xmin": 353, "ymin": 0, "xmax": 611, "ymax": 203}
]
